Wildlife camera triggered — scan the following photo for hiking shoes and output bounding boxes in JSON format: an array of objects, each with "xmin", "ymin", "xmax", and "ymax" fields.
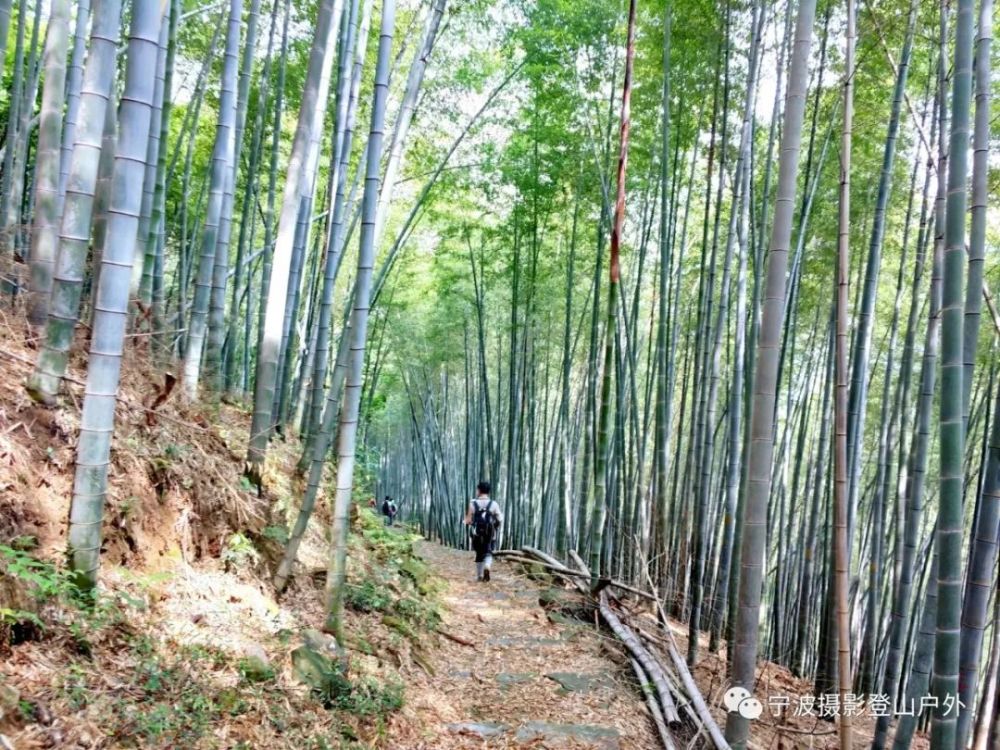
[{"xmin": 483, "ymin": 569, "xmax": 490, "ymax": 582}]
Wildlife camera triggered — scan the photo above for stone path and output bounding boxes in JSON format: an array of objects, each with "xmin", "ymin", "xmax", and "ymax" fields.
[{"xmin": 384, "ymin": 541, "xmax": 659, "ymax": 749}]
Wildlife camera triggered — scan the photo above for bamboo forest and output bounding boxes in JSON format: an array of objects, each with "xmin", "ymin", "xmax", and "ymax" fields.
[{"xmin": 0, "ymin": 0, "xmax": 997, "ymax": 747}]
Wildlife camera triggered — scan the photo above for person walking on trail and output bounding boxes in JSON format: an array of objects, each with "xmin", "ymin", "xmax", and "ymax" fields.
[
  {"xmin": 464, "ymin": 481, "xmax": 502, "ymax": 582},
  {"xmin": 381, "ymin": 496, "xmax": 396, "ymax": 526}
]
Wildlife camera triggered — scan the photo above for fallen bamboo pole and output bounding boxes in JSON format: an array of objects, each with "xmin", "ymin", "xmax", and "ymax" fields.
[
  {"xmin": 638, "ymin": 568, "xmax": 731, "ymax": 750},
  {"xmin": 496, "ymin": 550, "xmax": 658, "ymax": 602},
  {"xmin": 629, "ymin": 656, "xmax": 678, "ymax": 750},
  {"xmin": 437, "ymin": 628, "xmax": 476, "ymax": 648},
  {"xmin": 599, "ymin": 591, "xmax": 681, "ymax": 724},
  {"xmin": 661, "ymin": 634, "xmax": 730, "ymax": 750}
]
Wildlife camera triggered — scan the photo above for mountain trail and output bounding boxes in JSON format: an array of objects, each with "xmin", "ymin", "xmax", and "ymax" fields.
[{"xmin": 385, "ymin": 540, "xmax": 659, "ymax": 749}]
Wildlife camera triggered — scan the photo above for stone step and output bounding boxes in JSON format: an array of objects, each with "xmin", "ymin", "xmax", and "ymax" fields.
[
  {"xmin": 495, "ymin": 671, "xmax": 535, "ymax": 688},
  {"xmin": 447, "ymin": 720, "xmax": 621, "ymax": 749},
  {"xmin": 515, "ymin": 721, "xmax": 620, "ymax": 749},
  {"xmin": 546, "ymin": 671, "xmax": 615, "ymax": 693},
  {"xmin": 446, "ymin": 721, "xmax": 507, "ymax": 739}
]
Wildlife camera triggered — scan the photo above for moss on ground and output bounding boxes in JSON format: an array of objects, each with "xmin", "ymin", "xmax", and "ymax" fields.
[{"xmin": 343, "ymin": 509, "xmax": 443, "ymax": 645}]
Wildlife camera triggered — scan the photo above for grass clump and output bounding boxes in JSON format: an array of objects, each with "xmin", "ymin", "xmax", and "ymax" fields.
[
  {"xmin": 335, "ymin": 677, "xmax": 403, "ymax": 716},
  {"xmin": 344, "ymin": 578, "xmax": 392, "ymax": 613}
]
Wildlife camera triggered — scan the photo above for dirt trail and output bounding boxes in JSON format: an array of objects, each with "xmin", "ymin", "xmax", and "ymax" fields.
[{"xmin": 386, "ymin": 541, "xmax": 658, "ymax": 749}]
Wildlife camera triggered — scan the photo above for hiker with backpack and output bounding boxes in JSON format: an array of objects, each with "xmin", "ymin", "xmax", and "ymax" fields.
[
  {"xmin": 381, "ymin": 496, "xmax": 396, "ymax": 526},
  {"xmin": 464, "ymin": 481, "xmax": 502, "ymax": 582}
]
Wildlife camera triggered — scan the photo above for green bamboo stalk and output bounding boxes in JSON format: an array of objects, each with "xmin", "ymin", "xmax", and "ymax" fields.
[
  {"xmin": 324, "ymin": 0, "xmax": 397, "ymax": 636},
  {"xmin": 26, "ymin": 0, "xmax": 123, "ymax": 405},
  {"xmin": 26, "ymin": 0, "xmax": 71, "ymax": 325},
  {"xmin": 133, "ymin": 17, "xmax": 169, "ymax": 306},
  {"xmin": 724, "ymin": 0, "xmax": 815, "ymax": 744},
  {"xmin": 246, "ymin": 0, "xmax": 343, "ymax": 475},
  {"xmin": 931, "ymin": 0, "xmax": 974, "ymax": 744},
  {"xmin": 207, "ymin": 0, "xmax": 262, "ymax": 390},
  {"xmin": 301, "ymin": 0, "xmax": 370, "ymax": 454},
  {"xmin": 589, "ymin": 0, "xmax": 635, "ymax": 584},
  {"xmin": 832, "ymin": 3, "xmax": 855, "ymax": 745},
  {"xmin": 182, "ymin": 0, "xmax": 243, "ymax": 399},
  {"xmin": 225, "ymin": 0, "xmax": 280, "ymax": 392},
  {"xmin": 147, "ymin": 0, "xmax": 181, "ymax": 353},
  {"xmin": 955, "ymin": 0, "xmax": 994, "ymax": 744},
  {"xmin": 67, "ymin": 0, "xmax": 165, "ymax": 587},
  {"xmin": 57, "ymin": 0, "xmax": 91, "ymax": 213}
]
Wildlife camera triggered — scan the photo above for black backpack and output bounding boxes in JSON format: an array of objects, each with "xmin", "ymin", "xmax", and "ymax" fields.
[
  {"xmin": 471, "ymin": 499, "xmax": 496, "ymax": 544},
  {"xmin": 382, "ymin": 500, "xmax": 391, "ymax": 515}
]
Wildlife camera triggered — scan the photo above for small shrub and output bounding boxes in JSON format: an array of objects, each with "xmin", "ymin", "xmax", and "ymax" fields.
[
  {"xmin": 0, "ymin": 607, "xmax": 43, "ymax": 629},
  {"xmin": 335, "ymin": 677, "xmax": 404, "ymax": 717},
  {"xmin": 163, "ymin": 443, "xmax": 185, "ymax": 460},
  {"xmin": 0, "ymin": 545, "xmax": 66, "ymax": 599},
  {"xmin": 9, "ymin": 535, "xmax": 38, "ymax": 551},
  {"xmin": 238, "ymin": 656, "xmax": 276, "ymax": 683},
  {"xmin": 262, "ymin": 525, "xmax": 289, "ymax": 545},
  {"xmin": 61, "ymin": 663, "xmax": 90, "ymax": 711},
  {"xmin": 313, "ymin": 666, "xmax": 353, "ymax": 707},
  {"xmin": 344, "ymin": 579, "xmax": 391, "ymax": 614},
  {"xmin": 222, "ymin": 533, "xmax": 260, "ymax": 571},
  {"xmin": 392, "ymin": 597, "xmax": 440, "ymax": 631}
]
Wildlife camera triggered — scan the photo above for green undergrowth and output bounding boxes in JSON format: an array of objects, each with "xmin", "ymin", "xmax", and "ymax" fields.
[
  {"xmin": 345, "ymin": 508, "xmax": 443, "ymax": 641},
  {"xmin": 0, "ymin": 508, "xmax": 443, "ymax": 748},
  {"xmin": 0, "ymin": 541, "xmax": 127, "ymax": 657}
]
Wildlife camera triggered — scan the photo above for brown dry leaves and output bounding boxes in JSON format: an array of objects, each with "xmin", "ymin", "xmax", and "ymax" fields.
[{"xmin": 382, "ymin": 542, "xmax": 659, "ymax": 749}]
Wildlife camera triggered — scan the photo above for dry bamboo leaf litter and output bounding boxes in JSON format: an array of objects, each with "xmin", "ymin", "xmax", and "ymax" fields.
[{"xmin": 381, "ymin": 541, "xmax": 660, "ymax": 750}]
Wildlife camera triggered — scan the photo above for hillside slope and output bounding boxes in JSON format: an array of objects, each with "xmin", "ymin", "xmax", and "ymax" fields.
[{"xmin": 0, "ymin": 316, "xmax": 441, "ymax": 749}]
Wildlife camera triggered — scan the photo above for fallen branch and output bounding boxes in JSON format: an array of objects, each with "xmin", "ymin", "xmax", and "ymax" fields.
[
  {"xmin": 521, "ymin": 545, "xmax": 572, "ymax": 570},
  {"xmin": 661, "ymin": 634, "xmax": 730, "ymax": 750},
  {"xmin": 437, "ymin": 628, "xmax": 476, "ymax": 648},
  {"xmin": 569, "ymin": 549, "xmax": 591, "ymax": 596},
  {"xmin": 568, "ymin": 550, "xmax": 591, "ymax": 578},
  {"xmin": 411, "ymin": 647, "xmax": 436, "ymax": 677},
  {"xmin": 500, "ymin": 550, "xmax": 657, "ymax": 602},
  {"xmin": 639, "ymin": 567, "xmax": 731, "ymax": 750}
]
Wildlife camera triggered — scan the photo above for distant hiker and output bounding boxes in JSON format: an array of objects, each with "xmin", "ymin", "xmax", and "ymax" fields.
[
  {"xmin": 381, "ymin": 496, "xmax": 394, "ymax": 526},
  {"xmin": 464, "ymin": 481, "xmax": 502, "ymax": 582}
]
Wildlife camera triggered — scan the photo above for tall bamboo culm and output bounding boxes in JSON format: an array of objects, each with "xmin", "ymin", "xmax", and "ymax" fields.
[
  {"xmin": 724, "ymin": 0, "xmax": 815, "ymax": 745},
  {"xmin": 323, "ymin": 0, "xmax": 398, "ymax": 637},
  {"xmin": 930, "ymin": 0, "xmax": 973, "ymax": 744},
  {"xmin": 67, "ymin": 1, "xmax": 165, "ymax": 587}
]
